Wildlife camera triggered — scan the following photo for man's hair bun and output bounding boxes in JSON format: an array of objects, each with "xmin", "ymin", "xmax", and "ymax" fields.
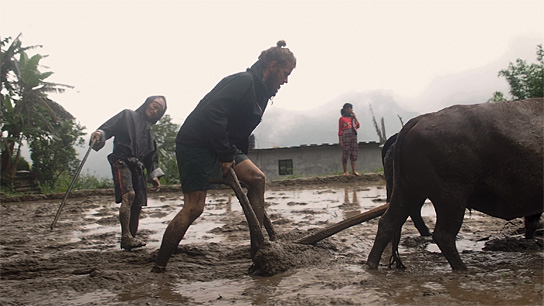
[{"xmin": 258, "ymin": 40, "xmax": 296, "ymax": 67}]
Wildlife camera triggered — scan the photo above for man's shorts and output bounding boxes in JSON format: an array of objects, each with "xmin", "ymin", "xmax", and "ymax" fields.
[
  {"xmin": 177, "ymin": 144, "xmax": 248, "ymax": 193},
  {"xmin": 108, "ymin": 155, "xmax": 148, "ymax": 206}
]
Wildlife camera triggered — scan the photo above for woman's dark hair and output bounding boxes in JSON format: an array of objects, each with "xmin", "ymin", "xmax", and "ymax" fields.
[
  {"xmin": 341, "ymin": 103, "xmax": 353, "ymax": 116},
  {"xmin": 258, "ymin": 40, "xmax": 297, "ymax": 67}
]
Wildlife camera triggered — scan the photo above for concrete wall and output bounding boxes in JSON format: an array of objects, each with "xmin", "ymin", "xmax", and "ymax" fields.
[{"xmin": 248, "ymin": 142, "xmax": 383, "ymax": 180}]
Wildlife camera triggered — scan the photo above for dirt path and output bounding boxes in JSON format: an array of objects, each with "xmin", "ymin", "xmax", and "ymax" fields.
[{"xmin": 1, "ymin": 176, "xmax": 543, "ymax": 305}]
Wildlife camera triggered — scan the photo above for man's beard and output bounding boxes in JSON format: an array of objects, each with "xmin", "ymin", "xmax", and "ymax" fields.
[{"xmin": 264, "ymin": 79, "xmax": 279, "ymax": 97}]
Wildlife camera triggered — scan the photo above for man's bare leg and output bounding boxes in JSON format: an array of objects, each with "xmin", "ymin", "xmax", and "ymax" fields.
[
  {"xmin": 234, "ymin": 160, "xmax": 274, "ymax": 257},
  {"xmin": 152, "ymin": 190, "xmax": 206, "ymax": 272},
  {"xmin": 120, "ymin": 191, "xmax": 145, "ymax": 250}
]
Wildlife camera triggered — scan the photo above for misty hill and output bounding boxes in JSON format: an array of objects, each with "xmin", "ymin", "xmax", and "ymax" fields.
[{"xmin": 252, "ymin": 90, "xmax": 420, "ymax": 148}]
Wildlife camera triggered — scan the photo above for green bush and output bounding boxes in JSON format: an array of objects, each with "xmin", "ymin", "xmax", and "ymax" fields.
[
  {"xmin": 74, "ymin": 174, "xmax": 114, "ymax": 190},
  {"xmin": 44, "ymin": 172, "xmax": 113, "ymax": 193}
]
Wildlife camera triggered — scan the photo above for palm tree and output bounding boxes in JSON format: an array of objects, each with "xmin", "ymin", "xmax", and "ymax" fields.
[{"xmin": 1, "ymin": 34, "xmax": 74, "ymax": 189}]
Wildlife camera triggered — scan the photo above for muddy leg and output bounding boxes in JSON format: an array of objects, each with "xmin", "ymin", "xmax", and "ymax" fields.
[
  {"xmin": 524, "ymin": 213, "xmax": 542, "ymax": 239},
  {"xmin": 432, "ymin": 199, "xmax": 467, "ymax": 270},
  {"xmin": 389, "ymin": 226, "xmax": 406, "ymax": 269},
  {"xmin": 367, "ymin": 191, "xmax": 419, "ymax": 269},
  {"xmin": 367, "ymin": 209, "xmax": 404, "ymax": 269},
  {"xmin": 129, "ymin": 204, "xmax": 142, "ymax": 238},
  {"xmin": 152, "ymin": 191, "xmax": 206, "ymax": 272},
  {"xmin": 234, "ymin": 160, "xmax": 269, "ymax": 258},
  {"xmin": 120, "ymin": 191, "xmax": 145, "ymax": 250}
]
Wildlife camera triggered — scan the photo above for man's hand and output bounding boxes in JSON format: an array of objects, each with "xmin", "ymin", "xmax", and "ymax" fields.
[
  {"xmin": 151, "ymin": 177, "xmax": 161, "ymax": 192},
  {"xmin": 220, "ymin": 161, "xmax": 235, "ymax": 177},
  {"xmin": 90, "ymin": 131, "xmax": 102, "ymax": 145}
]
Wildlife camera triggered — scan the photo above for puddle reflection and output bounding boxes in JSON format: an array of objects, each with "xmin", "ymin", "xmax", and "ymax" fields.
[{"xmin": 71, "ymin": 185, "xmax": 388, "ymax": 251}]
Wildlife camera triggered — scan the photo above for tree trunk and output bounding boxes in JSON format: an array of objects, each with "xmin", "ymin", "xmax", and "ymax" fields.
[{"xmin": 1, "ymin": 139, "xmax": 16, "ymax": 187}]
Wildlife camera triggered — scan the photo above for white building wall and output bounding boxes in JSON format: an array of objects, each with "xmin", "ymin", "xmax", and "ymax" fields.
[{"xmin": 248, "ymin": 142, "xmax": 382, "ymax": 180}]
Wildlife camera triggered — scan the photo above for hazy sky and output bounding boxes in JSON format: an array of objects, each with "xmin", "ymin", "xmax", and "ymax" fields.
[{"xmin": 2, "ymin": 0, "xmax": 543, "ymax": 142}]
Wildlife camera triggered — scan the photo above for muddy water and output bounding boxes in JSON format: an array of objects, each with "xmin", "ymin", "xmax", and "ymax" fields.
[{"xmin": 1, "ymin": 181, "xmax": 542, "ymax": 305}]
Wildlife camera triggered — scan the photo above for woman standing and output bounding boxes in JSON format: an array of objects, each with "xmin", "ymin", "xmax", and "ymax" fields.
[{"xmin": 338, "ymin": 103, "xmax": 360, "ymax": 176}]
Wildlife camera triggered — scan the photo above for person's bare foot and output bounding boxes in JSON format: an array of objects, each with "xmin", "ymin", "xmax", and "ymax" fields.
[
  {"xmin": 343, "ymin": 172, "xmax": 350, "ymax": 176},
  {"xmin": 121, "ymin": 237, "xmax": 146, "ymax": 250},
  {"xmin": 352, "ymin": 172, "xmax": 360, "ymax": 176}
]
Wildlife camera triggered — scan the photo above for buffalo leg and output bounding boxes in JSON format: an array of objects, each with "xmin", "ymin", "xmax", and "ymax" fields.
[
  {"xmin": 431, "ymin": 197, "xmax": 467, "ymax": 270},
  {"xmin": 366, "ymin": 212, "xmax": 396, "ymax": 269},
  {"xmin": 388, "ymin": 224, "xmax": 407, "ymax": 269},
  {"xmin": 367, "ymin": 191, "xmax": 418, "ymax": 269}
]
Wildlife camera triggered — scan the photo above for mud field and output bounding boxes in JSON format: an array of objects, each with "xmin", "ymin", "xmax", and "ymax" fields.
[{"xmin": 1, "ymin": 175, "xmax": 543, "ymax": 305}]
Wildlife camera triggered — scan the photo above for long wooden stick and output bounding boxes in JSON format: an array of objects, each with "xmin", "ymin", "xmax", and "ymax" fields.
[
  {"xmin": 296, "ymin": 203, "xmax": 389, "ymax": 245},
  {"xmin": 50, "ymin": 139, "xmax": 96, "ymax": 231}
]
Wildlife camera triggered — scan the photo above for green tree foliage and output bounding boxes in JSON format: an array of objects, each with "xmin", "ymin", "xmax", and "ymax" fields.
[
  {"xmin": 1, "ymin": 34, "xmax": 82, "ymax": 190},
  {"xmin": 29, "ymin": 118, "xmax": 85, "ymax": 189},
  {"xmin": 152, "ymin": 114, "xmax": 180, "ymax": 184},
  {"xmin": 488, "ymin": 91, "xmax": 507, "ymax": 103},
  {"xmin": 495, "ymin": 44, "xmax": 543, "ymax": 100},
  {"xmin": 41, "ymin": 172, "xmax": 113, "ymax": 194}
]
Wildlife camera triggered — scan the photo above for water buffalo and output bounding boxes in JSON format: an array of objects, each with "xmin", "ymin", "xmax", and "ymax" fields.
[
  {"xmin": 367, "ymin": 98, "xmax": 543, "ymax": 270},
  {"xmin": 382, "ymin": 134, "xmax": 431, "ymax": 237}
]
